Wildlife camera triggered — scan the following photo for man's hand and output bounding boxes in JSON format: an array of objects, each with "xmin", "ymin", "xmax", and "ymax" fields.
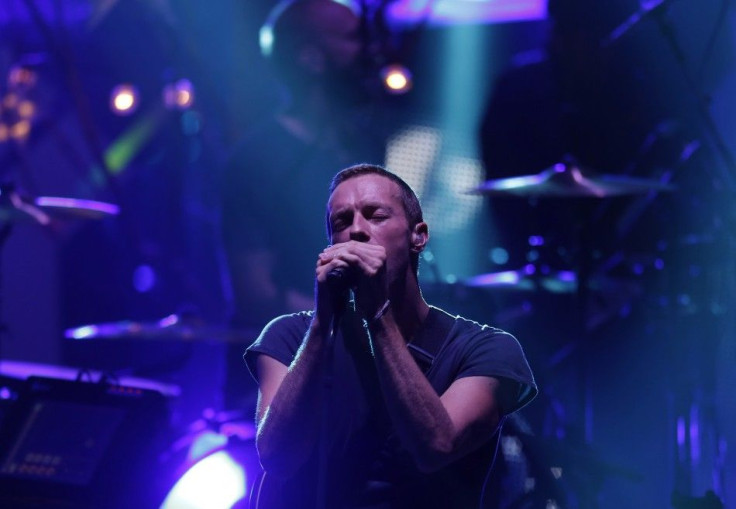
[{"xmin": 316, "ymin": 241, "xmax": 388, "ymax": 319}]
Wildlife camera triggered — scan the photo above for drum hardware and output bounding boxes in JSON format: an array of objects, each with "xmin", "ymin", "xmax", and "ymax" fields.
[
  {"xmin": 65, "ymin": 313, "xmax": 258, "ymax": 345},
  {"xmin": 468, "ymin": 158, "xmax": 677, "ymax": 198},
  {"xmin": 0, "ymin": 359, "xmax": 181, "ymax": 398},
  {"xmin": 0, "ymin": 183, "xmax": 119, "ymax": 225},
  {"xmin": 0, "ymin": 182, "xmax": 120, "ymax": 361}
]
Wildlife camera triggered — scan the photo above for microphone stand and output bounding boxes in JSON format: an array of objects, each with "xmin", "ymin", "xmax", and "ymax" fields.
[{"xmin": 315, "ymin": 289, "xmax": 349, "ymax": 509}]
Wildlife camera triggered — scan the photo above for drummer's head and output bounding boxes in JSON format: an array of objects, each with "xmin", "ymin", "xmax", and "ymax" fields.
[{"xmin": 260, "ymin": 0, "xmax": 363, "ymax": 84}]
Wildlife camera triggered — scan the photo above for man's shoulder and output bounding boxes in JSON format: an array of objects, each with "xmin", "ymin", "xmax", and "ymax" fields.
[
  {"xmin": 262, "ymin": 310, "xmax": 313, "ymax": 335},
  {"xmin": 432, "ymin": 306, "xmax": 509, "ymax": 338}
]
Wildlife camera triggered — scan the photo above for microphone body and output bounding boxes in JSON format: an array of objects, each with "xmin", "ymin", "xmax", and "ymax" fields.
[{"xmin": 326, "ymin": 267, "xmax": 357, "ymax": 290}]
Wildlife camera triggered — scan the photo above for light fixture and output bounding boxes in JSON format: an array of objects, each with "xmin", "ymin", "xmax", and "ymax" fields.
[
  {"xmin": 381, "ymin": 64, "xmax": 413, "ymax": 94},
  {"xmin": 163, "ymin": 79, "xmax": 195, "ymax": 110},
  {"xmin": 158, "ymin": 421, "xmax": 260, "ymax": 509},
  {"xmin": 110, "ymin": 83, "xmax": 139, "ymax": 116}
]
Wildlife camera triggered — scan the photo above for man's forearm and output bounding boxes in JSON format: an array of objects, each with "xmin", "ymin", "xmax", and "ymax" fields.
[
  {"xmin": 256, "ymin": 320, "xmax": 331, "ymax": 477},
  {"xmin": 367, "ymin": 312, "xmax": 459, "ymax": 472}
]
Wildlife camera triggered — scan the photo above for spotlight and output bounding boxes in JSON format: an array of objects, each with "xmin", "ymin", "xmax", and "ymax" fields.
[
  {"xmin": 163, "ymin": 79, "xmax": 195, "ymax": 110},
  {"xmin": 110, "ymin": 84, "xmax": 139, "ymax": 116},
  {"xmin": 159, "ymin": 418, "xmax": 259, "ymax": 509},
  {"xmin": 17, "ymin": 100, "xmax": 35, "ymax": 119},
  {"xmin": 381, "ymin": 64, "xmax": 413, "ymax": 95},
  {"xmin": 10, "ymin": 120, "xmax": 31, "ymax": 141}
]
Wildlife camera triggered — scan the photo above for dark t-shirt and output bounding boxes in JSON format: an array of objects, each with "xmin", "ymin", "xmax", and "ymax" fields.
[{"xmin": 245, "ymin": 306, "xmax": 537, "ymax": 509}]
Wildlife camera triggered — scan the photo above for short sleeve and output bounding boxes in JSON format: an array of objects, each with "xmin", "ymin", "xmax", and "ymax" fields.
[
  {"xmin": 244, "ymin": 311, "xmax": 312, "ymax": 382},
  {"xmin": 455, "ymin": 327, "xmax": 538, "ymax": 415}
]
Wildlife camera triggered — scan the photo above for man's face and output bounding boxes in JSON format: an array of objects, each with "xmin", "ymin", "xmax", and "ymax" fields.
[
  {"xmin": 312, "ymin": 1, "xmax": 362, "ymax": 71},
  {"xmin": 327, "ymin": 174, "xmax": 414, "ymax": 280}
]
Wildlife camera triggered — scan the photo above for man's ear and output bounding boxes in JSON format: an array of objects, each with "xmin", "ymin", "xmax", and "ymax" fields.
[{"xmin": 410, "ymin": 222, "xmax": 429, "ymax": 253}]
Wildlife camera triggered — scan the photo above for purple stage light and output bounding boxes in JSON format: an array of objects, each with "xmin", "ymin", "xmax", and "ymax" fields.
[{"xmin": 387, "ymin": 0, "xmax": 546, "ymax": 26}]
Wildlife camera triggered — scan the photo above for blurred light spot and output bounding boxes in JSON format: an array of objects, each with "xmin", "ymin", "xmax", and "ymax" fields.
[
  {"xmin": 67, "ymin": 325, "xmax": 98, "ymax": 340},
  {"xmin": 17, "ymin": 100, "xmax": 35, "ymax": 119},
  {"xmin": 500, "ymin": 436, "xmax": 522, "ymax": 458},
  {"xmin": 189, "ymin": 431, "xmax": 228, "ymax": 463},
  {"xmin": 690, "ymin": 404, "xmax": 700, "ymax": 464},
  {"xmin": 490, "ymin": 247, "xmax": 508, "ymax": 265},
  {"xmin": 387, "ymin": 0, "xmax": 546, "ymax": 25},
  {"xmin": 524, "ymin": 477, "xmax": 535, "ymax": 492},
  {"xmin": 163, "ymin": 79, "xmax": 195, "ymax": 110},
  {"xmin": 381, "ymin": 64, "xmax": 413, "ymax": 94},
  {"xmin": 550, "ymin": 467, "xmax": 562, "ymax": 479},
  {"xmin": 160, "ymin": 451, "xmax": 246, "ymax": 509},
  {"xmin": 528, "ymin": 235, "xmax": 544, "ymax": 247},
  {"xmin": 654, "ymin": 258, "xmax": 664, "ymax": 270},
  {"xmin": 10, "ymin": 120, "xmax": 30, "ymax": 140},
  {"xmin": 105, "ymin": 111, "xmax": 165, "ymax": 173},
  {"xmin": 8, "ymin": 66, "xmax": 37, "ymax": 87},
  {"xmin": 546, "ymin": 500, "xmax": 560, "ymax": 509},
  {"xmin": 259, "ymin": 25, "xmax": 275, "ymax": 57},
  {"xmin": 677, "ymin": 416, "xmax": 685, "ymax": 447},
  {"xmin": 386, "ymin": 125, "xmax": 441, "ymax": 200},
  {"xmin": 1, "ymin": 387, "xmax": 13, "ymax": 400},
  {"xmin": 110, "ymin": 84, "xmax": 139, "ymax": 116},
  {"xmin": 133, "ymin": 265, "xmax": 156, "ymax": 293},
  {"xmin": 0, "ymin": 124, "xmax": 8, "ymax": 142}
]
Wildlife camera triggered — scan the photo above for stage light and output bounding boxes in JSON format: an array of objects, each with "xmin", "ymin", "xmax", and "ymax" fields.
[
  {"xmin": 17, "ymin": 100, "xmax": 35, "ymax": 119},
  {"xmin": 10, "ymin": 120, "xmax": 31, "ymax": 141},
  {"xmin": 159, "ymin": 425, "xmax": 259, "ymax": 509},
  {"xmin": 163, "ymin": 79, "xmax": 195, "ymax": 110},
  {"xmin": 381, "ymin": 64, "xmax": 413, "ymax": 94},
  {"xmin": 160, "ymin": 450, "xmax": 246, "ymax": 509},
  {"xmin": 110, "ymin": 84, "xmax": 139, "ymax": 116},
  {"xmin": 8, "ymin": 65, "xmax": 38, "ymax": 88}
]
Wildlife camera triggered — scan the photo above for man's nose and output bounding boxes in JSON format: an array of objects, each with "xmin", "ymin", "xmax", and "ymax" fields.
[{"xmin": 349, "ymin": 216, "xmax": 370, "ymax": 242}]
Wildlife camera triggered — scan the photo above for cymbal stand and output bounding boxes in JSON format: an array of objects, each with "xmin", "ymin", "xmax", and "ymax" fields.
[{"xmin": 652, "ymin": 2, "xmax": 736, "ymax": 187}]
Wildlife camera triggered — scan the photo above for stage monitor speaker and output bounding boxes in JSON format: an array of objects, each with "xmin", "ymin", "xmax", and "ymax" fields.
[{"xmin": 0, "ymin": 376, "xmax": 171, "ymax": 509}]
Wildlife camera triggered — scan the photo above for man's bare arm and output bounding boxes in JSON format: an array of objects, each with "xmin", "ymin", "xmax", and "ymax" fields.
[{"xmin": 369, "ymin": 312, "xmax": 502, "ymax": 472}]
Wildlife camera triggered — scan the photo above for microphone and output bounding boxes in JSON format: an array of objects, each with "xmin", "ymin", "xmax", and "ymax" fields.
[{"xmin": 326, "ymin": 267, "xmax": 357, "ymax": 290}]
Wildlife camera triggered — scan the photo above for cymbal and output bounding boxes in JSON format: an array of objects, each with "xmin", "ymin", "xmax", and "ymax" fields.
[
  {"xmin": 464, "ymin": 266, "xmax": 577, "ymax": 294},
  {"xmin": 0, "ymin": 185, "xmax": 119, "ymax": 225},
  {"xmin": 64, "ymin": 314, "xmax": 258, "ymax": 344},
  {"xmin": 469, "ymin": 162, "xmax": 676, "ymax": 198}
]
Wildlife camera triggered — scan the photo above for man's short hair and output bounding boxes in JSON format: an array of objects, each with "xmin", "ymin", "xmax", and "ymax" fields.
[
  {"xmin": 327, "ymin": 163, "xmax": 425, "ymax": 273},
  {"xmin": 328, "ymin": 163, "xmax": 423, "ymax": 229}
]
